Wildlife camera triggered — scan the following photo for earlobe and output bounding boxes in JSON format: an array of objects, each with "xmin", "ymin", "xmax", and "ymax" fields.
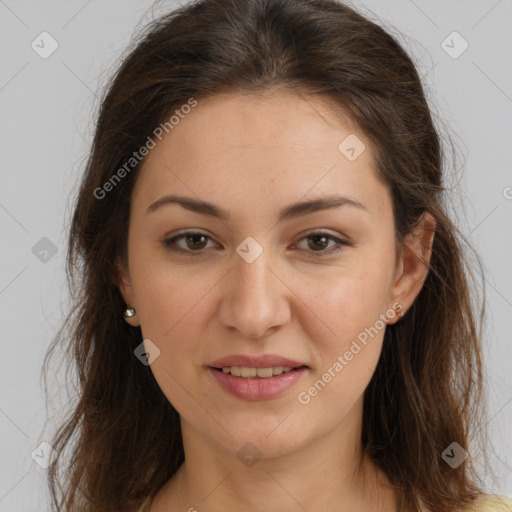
[{"xmin": 389, "ymin": 212, "xmax": 436, "ymax": 321}]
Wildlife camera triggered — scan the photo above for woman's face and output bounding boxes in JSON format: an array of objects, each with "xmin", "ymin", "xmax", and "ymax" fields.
[{"xmin": 119, "ymin": 90, "xmax": 414, "ymax": 458}]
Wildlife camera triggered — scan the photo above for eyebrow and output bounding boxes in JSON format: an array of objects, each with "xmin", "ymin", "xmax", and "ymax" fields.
[{"xmin": 146, "ymin": 194, "xmax": 369, "ymax": 222}]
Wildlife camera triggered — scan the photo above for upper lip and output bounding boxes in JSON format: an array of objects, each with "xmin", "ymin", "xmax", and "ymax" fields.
[{"xmin": 208, "ymin": 354, "xmax": 309, "ymax": 369}]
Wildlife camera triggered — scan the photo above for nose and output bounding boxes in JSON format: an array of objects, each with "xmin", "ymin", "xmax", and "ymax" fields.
[{"xmin": 217, "ymin": 244, "xmax": 291, "ymax": 340}]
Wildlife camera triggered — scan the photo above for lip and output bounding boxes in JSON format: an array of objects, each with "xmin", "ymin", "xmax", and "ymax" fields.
[
  {"xmin": 208, "ymin": 366, "xmax": 309, "ymax": 401},
  {"xmin": 208, "ymin": 353, "xmax": 308, "ymax": 369}
]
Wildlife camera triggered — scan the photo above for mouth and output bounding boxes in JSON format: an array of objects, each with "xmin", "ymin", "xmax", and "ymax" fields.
[
  {"xmin": 209, "ymin": 365, "xmax": 309, "ymax": 379},
  {"xmin": 207, "ymin": 364, "xmax": 309, "ymax": 400}
]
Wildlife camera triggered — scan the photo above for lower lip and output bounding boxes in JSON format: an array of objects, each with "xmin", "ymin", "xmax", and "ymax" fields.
[{"xmin": 208, "ymin": 367, "xmax": 308, "ymax": 401}]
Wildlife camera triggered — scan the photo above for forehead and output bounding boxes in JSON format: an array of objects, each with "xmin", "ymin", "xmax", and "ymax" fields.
[
  {"xmin": 133, "ymin": 90, "xmax": 390, "ymax": 220},
  {"xmin": 151, "ymin": 90, "xmax": 361, "ymax": 159}
]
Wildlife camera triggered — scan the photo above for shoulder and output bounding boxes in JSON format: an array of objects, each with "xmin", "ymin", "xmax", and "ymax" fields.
[{"xmin": 464, "ymin": 494, "xmax": 512, "ymax": 511}]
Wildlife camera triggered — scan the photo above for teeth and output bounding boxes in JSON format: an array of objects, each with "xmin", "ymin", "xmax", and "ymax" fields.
[
  {"xmin": 240, "ymin": 367, "xmax": 256, "ymax": 378},
  {"xmin": 220, "ymin": 366, "xmax": 297, "ymax": 378}
]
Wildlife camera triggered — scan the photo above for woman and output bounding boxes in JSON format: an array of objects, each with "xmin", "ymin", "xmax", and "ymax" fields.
[{"xmin": 42, "ymin": 0, "xmax": 511, "ymax": 510}]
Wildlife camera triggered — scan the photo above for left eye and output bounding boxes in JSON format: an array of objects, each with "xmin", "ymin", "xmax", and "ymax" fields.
[
  {"xmin": 162, "ymin": 231, "xmax": 349, "ymax": 256},
  {"xmin": 294, "ymin": 232, "xmax": 349, "ymax": 254}
]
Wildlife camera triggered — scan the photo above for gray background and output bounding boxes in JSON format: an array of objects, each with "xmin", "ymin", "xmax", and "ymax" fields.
[{"xmin": 1, "ymin": 0, "xmax": 511, "ymax": 510}]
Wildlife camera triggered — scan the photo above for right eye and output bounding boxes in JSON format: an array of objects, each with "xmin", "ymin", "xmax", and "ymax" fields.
[{"xmin": 162, "ymin": 231, "xmax": 217, "ymax": 255}]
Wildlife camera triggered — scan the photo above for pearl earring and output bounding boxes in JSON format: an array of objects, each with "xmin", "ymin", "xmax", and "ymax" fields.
[{"xmin": 123, "ymin": 307, "xmax": 136, "ymax": 318}]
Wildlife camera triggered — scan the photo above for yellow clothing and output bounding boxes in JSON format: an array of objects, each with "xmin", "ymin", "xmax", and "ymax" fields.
[
  {"xmin": 136, "ymin": 493, "xmax": 512, "ymax": 511},
  {"xmin": 467, "ymin": 494, "xmax": 512, "ymax": 511}
]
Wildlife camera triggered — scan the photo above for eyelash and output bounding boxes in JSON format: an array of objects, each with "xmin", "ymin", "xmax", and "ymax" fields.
[{"xmin": 162, "ymin": 230, "xmax": 350, "ymax": 257}]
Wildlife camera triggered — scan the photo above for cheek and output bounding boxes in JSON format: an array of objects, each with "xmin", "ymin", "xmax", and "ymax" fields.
[
  {"xmin": 306, "ymin": 263, "xmax": 391, "ymax": 340},
  {"xmin": 300, "ymin": 259, "xmax": 392, "ymax": 392},
  {"xmin": 130, "ymin": 249, "xmax": 212, "ymax": 338},
  {"xmin": 131, "ymin": 260, "xmax": 213, "ymax": 410},
  {"xmin": 294, "ymin": 274, "xmax": 389, "ymax": 424}
]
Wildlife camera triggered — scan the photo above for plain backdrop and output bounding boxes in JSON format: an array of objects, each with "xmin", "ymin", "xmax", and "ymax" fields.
[{"xmin": 1, "ymin": 0, "xmax": 511, "ymax": 510}]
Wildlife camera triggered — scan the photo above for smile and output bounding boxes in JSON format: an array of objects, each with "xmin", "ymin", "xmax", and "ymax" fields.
[
  {"xmin": 218, "ymin": 365, "xmax": 304, "ymax": 378},
  {"xmin": 208, "ymin": 366, "xmax": 309, "ymax": 400}
]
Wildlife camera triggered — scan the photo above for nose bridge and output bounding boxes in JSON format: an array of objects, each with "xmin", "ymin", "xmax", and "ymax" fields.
[{"xmin": 219, "ymin": 238, "xmax": 288, "ymax": 339}]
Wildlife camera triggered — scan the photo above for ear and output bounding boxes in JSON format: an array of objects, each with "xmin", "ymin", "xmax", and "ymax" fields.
[
  {"xmin": 388, "ymin": 212, "xmax": 436, "ymax": 324},
  {"xmin": 116, "ymin": 259, "xmax": 140, "ymax": 327}
]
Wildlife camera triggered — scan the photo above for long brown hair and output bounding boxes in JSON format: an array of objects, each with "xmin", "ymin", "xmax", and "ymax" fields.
[{"xmin": 42, "ymin": 0, "xmax": 491, "ymax": 510}]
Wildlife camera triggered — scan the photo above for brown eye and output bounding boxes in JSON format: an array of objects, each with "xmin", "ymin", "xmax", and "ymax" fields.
[
  {"xmin": 162, "ymin": 230, "xmax": 350, "ymax": 257},
  {"xmin": 295, "ymin": 232, "xmax": 350, "ymax": 256},
  {"xmin": 184, "ymin": 233, "xmax": 208, "ymax": 250},
  {"xmin": 163, "ymin": 231, "xmax": 215, "ymax": 254},
  {"xmin": 307, "ymin": 234, "xmax": 330, "ymax": 251}
]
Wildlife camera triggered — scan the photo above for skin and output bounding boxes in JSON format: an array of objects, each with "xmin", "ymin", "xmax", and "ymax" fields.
[{"xmin": 118, "ymin": 89, "xmax": 435, "ymax": 512}]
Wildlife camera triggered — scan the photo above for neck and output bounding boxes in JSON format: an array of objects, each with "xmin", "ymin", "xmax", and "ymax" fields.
[{"xmin": 151, "ymin": 397, "xmax": 397, "ymax": 512}]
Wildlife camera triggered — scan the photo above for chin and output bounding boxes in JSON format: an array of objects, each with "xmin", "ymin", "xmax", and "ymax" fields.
[{"xmin": 216, "ymin": 421, "xmax": 310, "ymax": 459}]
